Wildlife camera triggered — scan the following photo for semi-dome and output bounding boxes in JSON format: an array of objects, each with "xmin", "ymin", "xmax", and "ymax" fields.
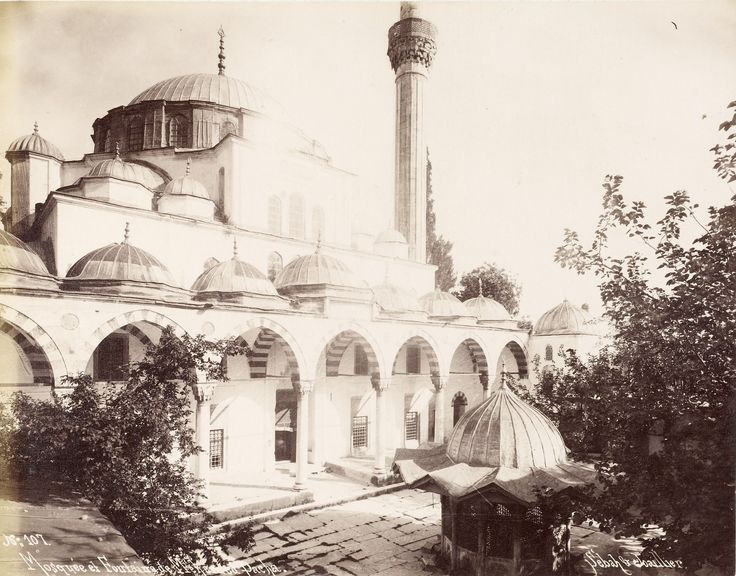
[
  {"xmin": 192, "ymin": 246, "xmax": 278, "ymax": 297},
  {"xmin": 534, "ymin": 299, "xmax": 593, "ymax": 335},
  {"xmin": 464, "ymin": 294, "xmax": 511, "ymax": 321},
  {"xmin": 66, "ymin": 225, "xmax": 176, "ymax": 287},
  {"xmin": 0, "ymin": 229, "xmax": 57, "ymax": 290},
  {"xmin": 446, "ymin": 381, "xmax": 567, "ymax": 468},
  {"xmin": 87, "ymin": 152, "xmax": 161, "ymax": 190},
  {"xmin": 129, "ymin": 73, "xmax": 286, "ymax": 119},
  {"xmin": 372, "ymin": 282, "xmax": 419, "ymax": 312},
  {"xmin": 7, "ymin": 123, "xmax": 64, "ymax": 161},
  {"xmin": 419, "ymin": 289, "xmax": 467, "ymax": 318},
  {"xmin": 275, "ymin": 249, "xmax": 367, "ymax": 290}
]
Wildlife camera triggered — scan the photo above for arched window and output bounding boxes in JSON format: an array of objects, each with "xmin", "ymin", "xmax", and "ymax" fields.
[
  {"xmin": 289, "ymin": 194, "xmax": 305, "ymax": 239},
  {"xmin": 127, "ymin": 117, "xmax": 143, "ymax": 151},
  {"xmin": 312, "ymin": 206, "xmax": 325, "ymax": 241},
  {"xmin": 168, "ymin": 115, "xmax": 189, "ymax": 148},
  {"xmin": 354, "ymin": 346, "xmax": 369, "ymax": 375},
  {"xmin": 268, "ymin": 196, "xmax": 282, "ymax": 235},
  {"xmin": 267, "ymin": 252, "xmax": 283, "ymax": 282},
  {"xmin": 452, "ymin": 392, "xmax": 468, "ymax": 426},
  {"xmin": 221, "ymin": 121, "xmax": 237, "ymax": 139},
  {"xmin": 545, "ymin": 345, "xmax": 553, "ymax": 361}
]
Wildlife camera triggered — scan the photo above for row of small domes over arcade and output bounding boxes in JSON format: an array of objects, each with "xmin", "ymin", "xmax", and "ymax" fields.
[{"xmin": 0, "ymin": 226, "xmax": 592, "ymax": 333}]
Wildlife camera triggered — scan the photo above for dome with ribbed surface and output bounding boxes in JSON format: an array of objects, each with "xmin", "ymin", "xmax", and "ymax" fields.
[
  {"xmin": 192, "ymin": 257, "xmax": 277, "ymax": 296},
  {"xmin": 7, "ymin": 124, "xmax": 64, "ymax": 161},
  {"xmin": 275, "ymin": 251, "xmax": 367, "ymax": 290},
  {"xmin": 374, "ymin": 228, "xmax": 407, "ymax": 245},
  {"xmin": 87, "ymin": 155, "xmax": 161, "ymax": 189},
  {"xmin": 0, "ymin": 230, "xmax": 52, "ymax": 277},
  {"xmin": 372, "ymin": 282, "xmax": 419, "ymax": 312},
  {"xmin": 419, "ymin": 289, "xmax": 467, "ymax": 317},
  {"xmin": 464, "ymin": 295, "xmax": 511, "ymax": 321},
  {"xmin": 534, "ymin": 299, "xmax": 594, "ymax": 335},
  {"xmin": 446, "ymin": 381, "xmax": 567, "ymax": 468},
  {"xmin": 66, "ymin": 236, "xmax": 175, "ymax": 287},
  {"xmin": 163, "ymin": 175, "xmax": 210, "ymax": 199},
  {"xmin": 130, "ymin": 74, "xmax": 286, "ymax": 119}
]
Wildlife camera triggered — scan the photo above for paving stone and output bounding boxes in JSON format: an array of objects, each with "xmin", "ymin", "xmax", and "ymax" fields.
[
  {"xmin": 319, "ymin": 531, "xmax": 352, "ymax": 545},
  {"xmin": 263, "ymin": 520, "xmax": 296, "ymax": 537},
  {"xmin": 284, "ymin": 514, "xmax": 326, "ymax": 532},
  {"xmin": 369, "ymin": 519, "xmax": 394, "ymax": 531},
  {"xmin": 396, "ymin": 522, "xmax": 423, "ymax": 534},
  {"xmin": 335, "ymin": 560, "xmax": 374, "ymax": 576},
  {"xmin": 288, "ymin": 530, "xmax": 312, "ymax": 542},
  {"xmin": 307, "ymin": 550, "xmax": 347, "ymax": 567},
  {"xmin": 405, "ymin": 537, "xmax": 435, "ymax": 551},
  {"xmin": 354, "ymin": 532, "xmax": 379, "ymax": 542},
  {"xmin": 379, "ymin": 527, "xmax": 404, "ymax": 541}
]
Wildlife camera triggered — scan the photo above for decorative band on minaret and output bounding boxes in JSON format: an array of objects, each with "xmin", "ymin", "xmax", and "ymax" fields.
[{"xmin": 388, "ymin": 2, "xmax": 437, "ymax": 263}]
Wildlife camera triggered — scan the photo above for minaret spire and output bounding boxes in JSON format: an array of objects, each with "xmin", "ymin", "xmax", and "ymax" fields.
[
  {"xmin": 123, "ymin": 222, "xmax": 130, "ymax": 244},
  {"xmin": 217, "ymin": 27, "xmax": 226, "ymax": 76},
  {"xmin": 33, "ymin": 121, "xmax": 39, "ymax": 135}
]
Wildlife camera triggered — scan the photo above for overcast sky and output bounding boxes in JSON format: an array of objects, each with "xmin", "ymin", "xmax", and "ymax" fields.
[{"xmin": 0, "ymin": 1, "xmax": 734, "ymax": 320}]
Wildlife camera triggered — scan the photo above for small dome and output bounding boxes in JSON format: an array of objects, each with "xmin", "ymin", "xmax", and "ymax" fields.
[
  {"xmin": 66, "ymin": 226, "xmax": 175, "ymax": 287},
  {"xmin": 129, "ymin": 74, "xmax": 286, "ymax": 119},
  {"xmin": 372, "ymin": 282, "xmax": 419, "ymax": 312},
  {"xmin": 534, "ymin": 299, "xmax": 593, "ymax": 335},
  {"xmin": 374, "ymin": 228, "xmax": 407, "ymax": 245},
  {"xmin": 464, "ymin": 295, "xmax": 511, "ymax": 321},
  {"xmin": 192, "ymin": 253, "xmax": 277, "ymax": 296},
  {"xmin": 7, "ymin": 123, "xmax": 64, "ymax": 161},
  {"xmin": 419, "ymin": 289, "xmax": 467, "ymax": 317},
  {"xmin": 275, "ymin": 250, "xmax": 367, "ymax": 290},
  {"xmin": 0, "ymin": 230, "xmax": 53, "ymax": 277},
  {"xmin": 162, "ymin": 160, "xmax": 211, "ymax": 199},
  {"xmin": 446, "ymin": 381, "xmax": 567, "ymax": 468},
  {"xmin": 87, "ymin": 153, "xmax": 161, "ymax": 189}
]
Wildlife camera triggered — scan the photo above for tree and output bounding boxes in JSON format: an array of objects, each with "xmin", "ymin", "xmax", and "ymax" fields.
[
  {"xmin": 0, "ymin": 327, "xmax": 253, "ymax": 568},
  {"xmin": 452, "ymin": 262, "xmax": 522, "ymax": 316},
  {"xmin": 522, "ymin": 106, "xmax": 736, "ymax": 573},
  {"xmin": 426, "ymin": 149, "xmax": 457, "ymax": 291}
]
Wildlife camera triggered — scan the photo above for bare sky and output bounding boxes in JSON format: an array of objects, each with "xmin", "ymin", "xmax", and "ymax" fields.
[{"xmin": 0, "ymin": 1, "xmax": 734, "ymax": 320}]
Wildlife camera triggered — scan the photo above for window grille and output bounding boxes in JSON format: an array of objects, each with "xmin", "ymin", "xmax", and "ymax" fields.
[
  {"xmin": 484, "ymin": 503, "xmax": 514, "ymax": 558},
  {"xmin": 128, "ymin": 118, "xmax": 143, "ymax": 151},
  {"xmin": 209, "ymin": 429, "xmax": 224, "ymax": 469},
  {"xmin": 405, "ymin": 411, "xmax": 419, "ymax": 441},
  {"xmin": 545, "ymin": 345, "xmax": 554, "ymax": 361},
  {"xmin": 168, "ymin": 115, "xmax": 189, "ymax": 148},
  {"xmin": 352, "ymin": 416, "xmax": 368, "ymax": 449}
]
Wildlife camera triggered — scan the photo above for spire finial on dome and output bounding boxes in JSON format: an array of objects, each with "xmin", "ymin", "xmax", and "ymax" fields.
[
  {"xmin": 217, "ymin": 26, "xmax": 226, "ymax": 76},
  {"xmin": 123, "ymin": 222, "xmax": 130, "ymax": 244},
  {"xmin": 479, "ymin": 276, "xmax": 483, "ymax": 296},
  {"xmin": 33, "ymin": 121, "xmax": 39, "ymax": 135},
  {"xmin": 232, "ymin": 236, "xmax": 238, "ymax": 259},
  {"xmin": 185, "ymin": 157, "xmax": 191, "ymax": 176},
  {"xmin": 315, "ymin": 231, "xmax": 322, "ymax": 253},
  {"xmin": 114, "ymin": 142, "xmax": 121, "ymax": 159}
]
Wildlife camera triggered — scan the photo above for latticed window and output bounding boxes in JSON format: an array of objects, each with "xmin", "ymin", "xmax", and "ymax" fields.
[
  {"xmin": 352, "ymin": 416, "xmax": 368, "ymax": 449},
  {"xmin": 405, "ymin": 411, "xmax": 419, "ymax": 441},
  {"xmin": 209, "ymin": 429, "xmax": 224, "ymax": 469},
  {"xmin": 457, "ymin": 501, "xmax": 480, "ymax": 551},
  {"xmin": 289, "ymin": 194, "xmax": 305, "ymax": 239},
  {"xmin": 127, "ymin": 118, "xmax": 143, "ymax": 151},
  {"xmin": 168, "ymin": 115, "xmax": 189, "ymax": 148},
  {"xmin": 268, "ymin": 196, "xmax": 282, "ymax": 235},
  {"xmin": 267, "ymin": 252, "xmax": 283, "ymax": 282},
  {"xmin": 521, "ymin": 506, "xmax": 546, "ymax": 560},
  {"xmin": 545, "ymin": 345, "xmax": 553, "ymax": 361},
  {"xmin": 354, "ymin": 346, "xmax": 369, "ymax": 375},
  {"xmin": 406, "ymin": 345, "xmax": 421, "ymax": 374},
  {"xmin": 484, "ymin": 503, "xmax": 514, "ymax": 558}
]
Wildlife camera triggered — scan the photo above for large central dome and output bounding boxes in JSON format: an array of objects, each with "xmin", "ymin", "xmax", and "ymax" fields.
[{"xmin": 129, "ymin": 73, "xmax": 287, "ymax": 119}]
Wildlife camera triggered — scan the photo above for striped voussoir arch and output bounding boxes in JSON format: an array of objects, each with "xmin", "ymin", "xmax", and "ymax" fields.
[
  {"xmin": 461, "ymin": 338, "xmax": 488, "ymax": 374},
  {"xmin": 0, "ymin": 321, "xmax": 53, "ymax": 384},
  {"xmin": 505, "ymin": 341, "xmax": 529, "ymax": 378},
  {"xmin": 120, "ymin": 324, "xmax": 154, "ymax": 348},
  {"xmin": 247, "ymin": 329, "xmax": 300, "ymax": 379},
  {"xmin": 325, "ymin": 331, "xmax": 379, "ymax": 377},
  {"xmin": 392, "ymin": 335, "xmax": 440, "ymax": 375}
]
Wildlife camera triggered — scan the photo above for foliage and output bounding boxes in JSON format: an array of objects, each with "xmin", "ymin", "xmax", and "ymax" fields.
[
  {"xmin": 0, "ymin": 327, "xmax": 253, "ymax": 567},
  {"xmin": 521, "ymin": 109, "xmax": 736, "ymax": 573},
  {"xmin": 426, "ymin": 149, "xmax": 457, "ymax": 291},
  {"xmin": 452, "ymin": 262, "xmax": 522, "ymax": 316}
]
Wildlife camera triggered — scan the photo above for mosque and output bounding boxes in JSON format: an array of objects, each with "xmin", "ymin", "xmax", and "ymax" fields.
[{"xmin": 0, "ymin": 4, "xmax": 602, "ymax": 494}]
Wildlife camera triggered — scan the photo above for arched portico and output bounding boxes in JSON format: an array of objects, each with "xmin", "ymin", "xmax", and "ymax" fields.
[{"xmin": 496, "ymin": 339, "xmax": 529, "ymax": 386}]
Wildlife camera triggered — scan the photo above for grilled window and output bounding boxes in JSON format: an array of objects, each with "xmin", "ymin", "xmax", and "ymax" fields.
[
  {"xmin": 545, "ymin": 345, "xmax": 554, "ymax": 361},
  {"xmin": 405, "ymin": 411, "xmax": 419, "ymax": 441},
  {"xmin": 406, "ymin": 345, "xmax": 421, "ymax": 374},
  {"xmin": 168, "ymin": 115, "xmax": 189, "ymax": 148},
  {"xmin": 127, "ymin": 118, "xmax": 143, "ymax": 151},
  {"xmin": 352, "ymin": 416, "xmax": 368, "ymax": 449},
  {"xmin": 209, "ymin": 429, "xmax": 224, "ymax": 469},
  {"xmin": 484, "ymin": 503, "xmax": 514, "ymax": 558}
]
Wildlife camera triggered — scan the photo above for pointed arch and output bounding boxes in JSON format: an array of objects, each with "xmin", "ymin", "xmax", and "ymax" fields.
[
  {"xmin": 391, "ymin": 335, "xmax": 440, "ymax": 378},
  {"xmin": 323, "ymin": 330, "xmax": 380, "ymax": 377},
  {"xmin": 500, "ymin": 340, "xmax": 529, "ymax": 379}
]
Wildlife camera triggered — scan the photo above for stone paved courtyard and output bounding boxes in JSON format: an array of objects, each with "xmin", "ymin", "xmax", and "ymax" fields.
[{"xmin": 223, "ymin": 489, "xmax": 444, "ymax": 576}]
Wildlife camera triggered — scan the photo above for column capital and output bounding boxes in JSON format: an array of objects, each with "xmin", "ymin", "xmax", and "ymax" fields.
[
  {"xmin": 479, "ymin": 370, "xmax": 490, "ymax": 390},
  {"xmin": 432, "ymin": 373, "xmax": 449, "ymax": 391},
  {"xmin": 371, "ymin": 373, "xmax": 391, "ymax": 393},
  {"xmin": 292, "ymin": 376, "xmax": 313, "ymax": 396},
  {"xmin": 191, "ymin": 382, "xmax": 215, "ymax": 403}
]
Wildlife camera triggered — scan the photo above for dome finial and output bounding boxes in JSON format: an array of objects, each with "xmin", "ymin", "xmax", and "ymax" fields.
[
  {"xmin": 185, "ymin": 157, "xmax": 191, "ymax": 176},
  {"xmin": 114, "ymin": 141, "xmax": 121, "ymax": 159},
  {"xmin": 217, "ymin": 26, "xmax": 226, "ymax": 76},
  {"xmin": 479, "ymin": 276, "xmax": 483, "ymax": 296},
  {"xmin": 232, "ymin": 236, "xmax": 238, "ymax": 259},
  {"xmin": 123, "ymin": 222, "xmax": 130, "ymax": 244},
  {"xmin": 500, "ymin": 361, "xmax": 509, "ymax": 389},
  {"xmin": 33, "ymin": 121, "xmax": 39, "ymax": 135},
  {"xmin": 315, "ymin": 231, "xmax": 322, "ymax": 253}
]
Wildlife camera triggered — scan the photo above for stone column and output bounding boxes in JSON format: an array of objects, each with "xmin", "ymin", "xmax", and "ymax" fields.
[
  {"xmin": 293, "ymin": 378, "xmax": 313, "ymax": 490},
  {"xmin": 433, "ymin": 374, "xmax": 448, "ymax": 444},
  {"xmin": 191, "ymin": 382, "xmax": 215, "ymax": 500},
  {"xmin": 388, "ymin": 2, "xmax": 438, "ymax": 263},
  {"xmin": 372, "ymin": 374, "xmax": 390, "ymax": 475},
  {"xmin": 480, "ymin": 370, "xmax": 490, "ymax": 400}
]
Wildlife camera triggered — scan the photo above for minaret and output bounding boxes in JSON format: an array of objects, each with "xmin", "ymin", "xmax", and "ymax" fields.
[{"xmin": 387, "ymin": 2, "xmax": 437, "ymax": 263}]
